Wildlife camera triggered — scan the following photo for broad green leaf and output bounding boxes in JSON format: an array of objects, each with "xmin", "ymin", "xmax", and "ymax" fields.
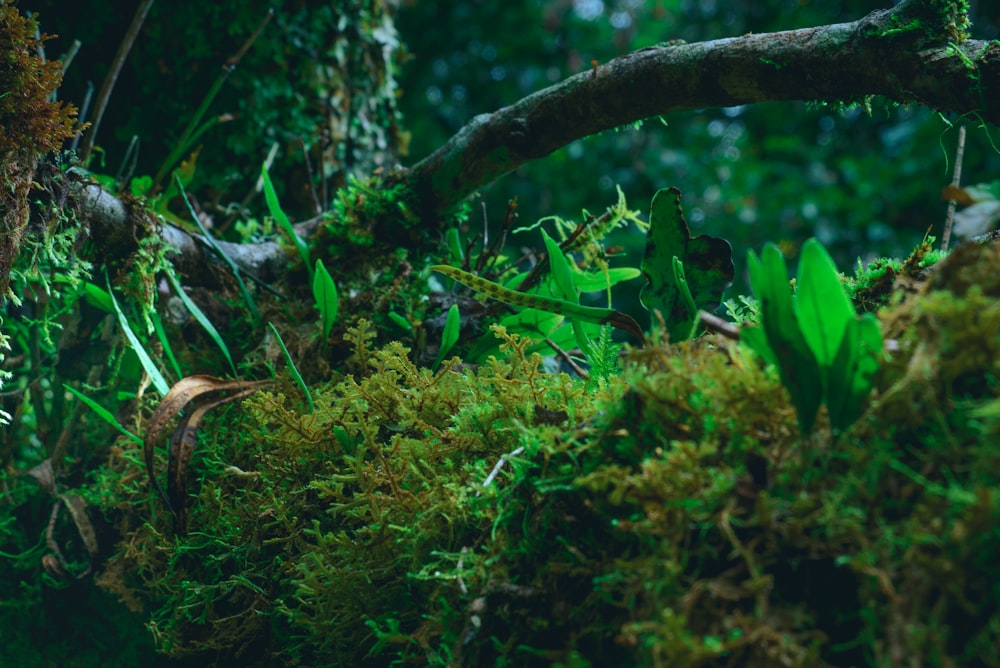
[
  {"xmin": 640, "ymin": 187, "xmax": 734, "ymax": 341},
  {"xmin": 796, "ymin": 239, "xmax": 854, "ymax": 369},
  {"xmin": 576, "ymin": 267, "xmax": 642, "ymax": 292},
  {"xmin": 826, "ymin": 313, "xmax": 882, "ymax": 432},
  {"xmin": 433, "ymin": 304, "xmax": 461, "ymax": 371},
  {"xmin": 541, "ymin": 229, "xmax": 593, "ymax": 357},
  {"xmin": 747, "ymin": 245, "xmax": 823, "ymax": 434},
  {"xmin": 313, "ymin": 258, "xmax": 339, "ymax": 339}
]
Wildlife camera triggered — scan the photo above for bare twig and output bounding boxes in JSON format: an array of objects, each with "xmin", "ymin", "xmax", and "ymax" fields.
[
  {"xmin": 79, "ymin": 0, "xmax": 156, "ymax": 163},
  {"xmin": 940, "ymin": 124, "xmax": 967, "ymax": 253}
]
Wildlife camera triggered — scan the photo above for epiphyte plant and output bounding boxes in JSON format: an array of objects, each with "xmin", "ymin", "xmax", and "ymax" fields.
[
  {"xmin": 742, "ymin": 239, "xmax": 882, "ymax": 435},
  {"xmin": 639, "ymin": 187, "xmax": 734, "ymax": 342}
]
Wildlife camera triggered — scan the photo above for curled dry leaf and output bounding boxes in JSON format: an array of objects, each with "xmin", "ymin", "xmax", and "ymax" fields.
[{"xmin": 144, "ymin": 375, "xmax": 270, "ymax": 533}]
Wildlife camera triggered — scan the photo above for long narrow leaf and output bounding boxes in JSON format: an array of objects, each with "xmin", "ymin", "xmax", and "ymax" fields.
[
  {"xmin": 165, "ymin": 269, "xmax": 237, "ymax": 378},
  {"xmin": 175, "ymin": 174, "xmax": 260, "ymax": 322},
  {"xmin": 431, "ymin": 265, "xmax": 644, "ymax": 343},
  {"xmin": 64, "ymin": 385, "xmax": 142, "ymax": 444},
  {"xmin": 262, "ymin": 165, "xmax": 312, "ymax": 279},
  {"xmin": 150, "ymin": 311, "xmax": 184, "ymax": 379},
  {"xmin": 106, "ymin": 274, "xmax": 170, "ymax": 397},
  {"xmin": 313, "ymin": 259, "xmax": 338, "ymax": 339},
  {"xmin": 268, "ymin": 322, "xmax": 315, "ymax": 413}
]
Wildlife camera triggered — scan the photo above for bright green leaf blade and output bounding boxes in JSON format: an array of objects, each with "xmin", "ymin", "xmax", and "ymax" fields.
[
  {"xmin": 106, "ymin": 276, "xmax": 170, "ymax": 397},
  {"xmin": 433, "ymin": 304, "xmax": 461, "ymax": 371},
  {"xmin": 827, "ymin": 314, "xmax": 882, "ymax": 432},
  {"xmin": 262, "ymin": 164, "xmax": 312, "ymax": 278},
  {"xmin": 313, "ymin": 259, "xmax": 339, "ymax": 339},
  {"xmin": 640, "ymin": 187, "xmax": 733, "ymax": 341},
  {"xmin": 576, "ymin": 267, "xmax": 642, "ymax": 292},
  {"xmin": 749, "ymin": 244, "xmax": 824, "ymax": 434},
  {"xmin": 82, "ymin": 282, "xmax": 114, "ymax": 313},
  {"xmin": 165, "ymin": 269, "xmax": 237, "ymax": 378},
  {"xmin": 796, "ymin": 238, "xmax": 854, "ymax": 368},
  {"xmin": 64, "ymin": 385, "xmax": 143, "ymax": 445},
  {"xmin": 431, "ymin": 265, "xmax": 644, "ymax": 342},
  {"xmin": 541, "ymin": 228, "xmax": 578, "ymax": 303},
  {"xmin": 268, "ymin": 322, "xmax": 315, "ymax": 413},
  {"xmin": 176, "ymin": 174, "xmax": 260, "ymax": 322}
]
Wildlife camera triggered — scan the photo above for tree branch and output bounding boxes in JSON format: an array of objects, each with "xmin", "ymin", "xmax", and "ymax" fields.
[{"xmin": 396, "ymin": 1, "xmax": 996, "ymax": 223}]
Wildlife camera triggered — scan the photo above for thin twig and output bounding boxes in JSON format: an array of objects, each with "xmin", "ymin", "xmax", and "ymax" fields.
[
  {"xmin": 941, "ymin": 124, "xmax": 967, "ymax": 252},
  {"xmin": 79, "ymin": 0, "xmax": 156, "ymax": 164}
]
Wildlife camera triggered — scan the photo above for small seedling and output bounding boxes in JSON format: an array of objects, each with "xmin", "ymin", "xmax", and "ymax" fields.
[
  {"xmin": 313, "ymin": 258, "xmax": 339, "ymax": 339},
  {"xmin": 743, "ymin": 238, "xmax": 882, "ymax": 434},
  {"xmin": 433, "ymin": 304, "xmax": 461, "ymax": 371}
]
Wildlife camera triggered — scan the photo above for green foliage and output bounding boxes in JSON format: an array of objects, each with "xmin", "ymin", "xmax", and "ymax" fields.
[
  {"xmin": 312, "ymin": 258, "xmax": 339, "ymax": 340},
  {"xmin": 431, "ymin": 264, "xmax": 644, "ymax": 342},
  {"xmin": 0, "ymin": 2, "xmax": 79, "ymax": 156},
  {"xmin": 640, "ymin": 187, "xmax": 735, "ymax": 342},
  {"xmin": 268, "ymin": 322, "xmax": 314, "ymax": 414},
  {"xmin": 263, "ymin": 163, "xmax": 311, "ymax": 278},
  {"xmin": 431, "ymin": 303, "xmax": 460, "ymax": 371},
  {"xmin": 743, "ymin": 239, "xmax": 882, "ymax": 434}
]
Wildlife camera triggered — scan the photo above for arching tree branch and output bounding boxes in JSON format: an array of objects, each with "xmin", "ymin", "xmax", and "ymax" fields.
[{"xmin": 396, "ymin": 0, "xmax": 996, "ymax": 224}]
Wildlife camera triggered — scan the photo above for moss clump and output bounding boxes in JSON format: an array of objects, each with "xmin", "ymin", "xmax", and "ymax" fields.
[
  {"xmin": 0, "ymin": 1, "xmax": 81, "ymax": 298},
  {"xmin": 52, "ymin": 242, "xmax": 1000, "ymax": 666}
]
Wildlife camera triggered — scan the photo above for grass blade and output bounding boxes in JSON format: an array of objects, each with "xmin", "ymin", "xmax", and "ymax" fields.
[
  {"xmin": 165, "ymin": 269, "xmax": 238, "ymax": 378},
  {"xmin": 268, "ymin": 322, "xmax": 315, "ymax": 413},
  {"xmin": 64, "ymin": 385, "xmax": 142, "ymax": 444},
  {"xmin": 106, "ymin": 273, "xmax": 170, "ymax": 397}
]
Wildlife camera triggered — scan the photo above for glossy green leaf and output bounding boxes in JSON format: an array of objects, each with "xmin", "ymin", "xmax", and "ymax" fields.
[
  {"xmin": 796, "ymin": 238, "xmax": 854, "ymax": 369},
  {"xmin": 575, "ymin": 267, "xmax": 642, "ymax": 292},
  {"xmin": 640, "ymin": 187, "xmax": 734, "ymax": 341},
  {"xmin": 746, "ymin": 245, "xmax": 823, "ymax": 434},
  {"xmin": 826, "ymin": 313, "xmax": 882, "ymax": 432},
  {"xmin": 540, "ymin": 228, "xmax": 593, "ymax": 358},
  {"xmin": 433, "ymin": 304, "xmax": 461, "ymax": 371},
  {"xmin": 313, "ymin": 258, "xmax": 339, "ymax": 339}
]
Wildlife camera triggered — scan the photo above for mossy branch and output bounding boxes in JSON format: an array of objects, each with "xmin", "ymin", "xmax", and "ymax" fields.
[{"xmin": 394, "ymin": 0, "xmax": 995, "ymax": 224}]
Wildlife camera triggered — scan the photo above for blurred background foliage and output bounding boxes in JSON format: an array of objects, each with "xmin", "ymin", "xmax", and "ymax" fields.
[
  {"xmin": 23, "ymin": 0, "xmax": 1000, "ymax": 278},
  {"xmin": 395, "ymin": 0, "xmax": 1000, "ymax": 288}
]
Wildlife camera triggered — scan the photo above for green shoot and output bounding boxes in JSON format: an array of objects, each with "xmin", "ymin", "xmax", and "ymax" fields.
[
  {"xmin": 175, "ymin": 174, "xmax": 260, "ymax": 322},
  {"xmin": 433, "ymin": 304, "xmax": 461, "ymax": 372},
  {"xmin": 431, "ymin": 265, "xmax": 644, "ymax": 342},
  {"xmin": 268, "ymin": 322, "xmax": 315, "ymax": 413},
  {"xmin": 262, "ymin": 164, "xmax": 312, "ymax": 280},
  {"xmin": 63, "ymin": 385, "xmax": 143, "ymax": 445},
  {"xmin": 165, "ymin": 268, "xmax": 238, "ymax": 378},
  {"xmin": 742, "ymin": 239, "xmax": 882, "ymax": 434},
  {"xmin": 106, "ymin": 273, "xmax": 170, "ymax": 397},
  {"xmin": 312, "ymin": 259, "xmax": 339, "ymax": 340}
]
